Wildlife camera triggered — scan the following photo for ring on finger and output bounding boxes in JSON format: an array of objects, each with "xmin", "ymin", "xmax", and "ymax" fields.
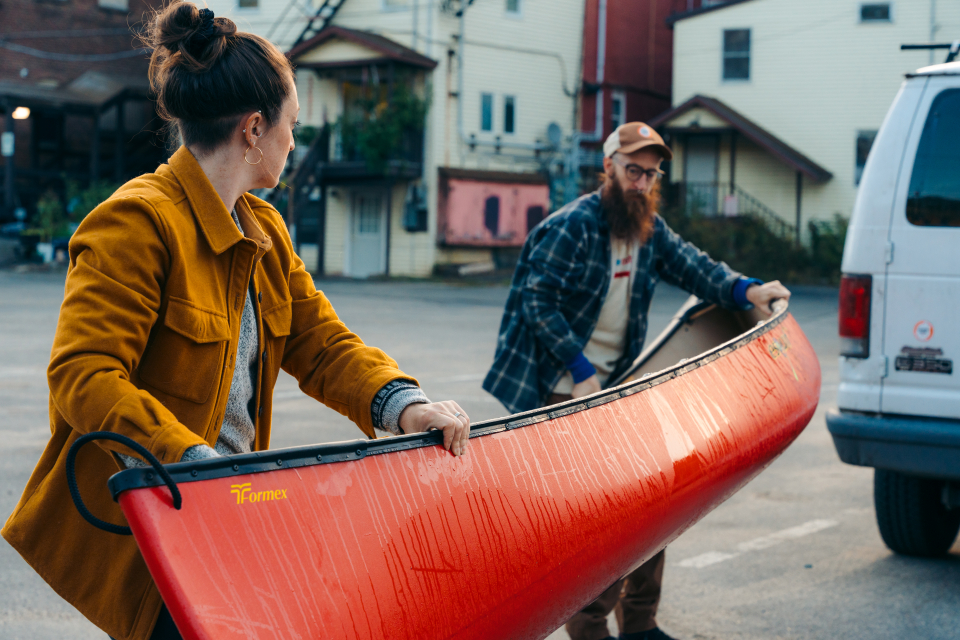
[{"xmin": 453, "ymin": 411, "xmax": 462, "ymax": 419}]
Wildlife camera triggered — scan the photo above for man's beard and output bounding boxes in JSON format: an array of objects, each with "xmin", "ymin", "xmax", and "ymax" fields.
[{"xmin": 600, "ymin": 174, "xmax": 659, "ymax": 244}]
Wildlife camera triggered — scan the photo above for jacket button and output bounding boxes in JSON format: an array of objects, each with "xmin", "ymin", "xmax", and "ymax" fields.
[
  {"xmin": 258, "ymin": 291, "xmax": 263, "ymax": 303},
  {"xmin": 258, "ymin": 405, "xmax": 263, "ymax": 417},
  {"xmin": 262, "ymin": 350, "xmax": 267, "ymax": 361}
]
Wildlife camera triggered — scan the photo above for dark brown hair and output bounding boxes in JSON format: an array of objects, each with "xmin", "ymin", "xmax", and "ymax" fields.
[{"xmin": 146, "ymin": 2, "xmax": 295, "ymax": 150}]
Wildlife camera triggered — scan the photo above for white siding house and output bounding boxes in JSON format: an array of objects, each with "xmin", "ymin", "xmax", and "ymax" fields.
[
  {"xmin": 207, "ymin": 0, "xmax": 584, "ymax": 277},
  {"xmin": 661, "ymin": 0, "xmax": 960, "ymax": 241}
]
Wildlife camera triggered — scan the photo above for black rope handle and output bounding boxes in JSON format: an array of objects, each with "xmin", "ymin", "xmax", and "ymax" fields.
[{"xmin": 66, "ymin": 432, "xmax": 182, "ymax": 536}]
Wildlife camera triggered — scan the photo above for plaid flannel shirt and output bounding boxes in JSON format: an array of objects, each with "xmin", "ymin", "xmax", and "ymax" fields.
[{"xmin": 482, "ymin": 189, "xmax": 747, "ymax": 415}]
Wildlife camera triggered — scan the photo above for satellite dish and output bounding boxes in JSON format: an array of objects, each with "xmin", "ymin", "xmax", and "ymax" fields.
[{"xmin": 547, "ymin": 122, "xmax": 563, "ymax": 147}]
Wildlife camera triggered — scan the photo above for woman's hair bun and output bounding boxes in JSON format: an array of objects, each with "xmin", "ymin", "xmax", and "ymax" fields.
[
  {"xmin": 146, "ymin": 1, "xmax": 294, "ymax": 151},
  {"xmin": 148, "ymin": 2, "xmax": 237, "ymax": 73}
]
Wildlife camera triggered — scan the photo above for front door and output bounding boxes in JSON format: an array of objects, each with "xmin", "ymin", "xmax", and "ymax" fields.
[
  {"xmin": 348, "ymin": 191, "xmax": 387, "ymax": 278},
  {"xmin": 685, "ymin": 134, "xmax": 720, "ymax": 215}
]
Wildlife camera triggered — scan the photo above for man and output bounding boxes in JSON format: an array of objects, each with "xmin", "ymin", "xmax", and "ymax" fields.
[{"xmin": 483, "ymin": 123, "xmax": 790, "ymax": 640}]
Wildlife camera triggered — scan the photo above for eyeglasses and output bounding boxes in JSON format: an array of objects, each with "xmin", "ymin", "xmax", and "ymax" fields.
[{"xmin": 613, "ymin": 156, "xmax": 664, "ymax": 182}]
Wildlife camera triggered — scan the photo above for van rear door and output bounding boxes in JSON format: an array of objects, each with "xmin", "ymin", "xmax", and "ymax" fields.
[
  {"xmin": 882, "ymin": 78, "xmax": 960, "ymax": 419},
  {"xmin": 839, "ymin": 79, "xmax": 924, "ymax": 414}
]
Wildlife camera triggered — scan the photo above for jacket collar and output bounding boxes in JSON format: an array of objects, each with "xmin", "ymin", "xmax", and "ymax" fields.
[
  {"xmin": 168, "ymin": 146, "xmax": 272, "ymax": 255},
  {"xmin": 236, "ymin": 195, "xmax": 273, "ymax": 254}
]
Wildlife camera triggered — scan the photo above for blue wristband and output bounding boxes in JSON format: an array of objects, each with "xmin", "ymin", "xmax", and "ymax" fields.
[
  {"xmin": 566, "ymin": 352, "xmax": 597, "ymax": 384},
  {"xmin": 733, "ymin": 277, "xmax": 764, "ymax": 309}
]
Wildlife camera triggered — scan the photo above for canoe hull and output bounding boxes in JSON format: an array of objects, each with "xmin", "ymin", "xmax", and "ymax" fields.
[{"xmin": 116, "ymin": 311, "xmax": 819, "ymax": 640}]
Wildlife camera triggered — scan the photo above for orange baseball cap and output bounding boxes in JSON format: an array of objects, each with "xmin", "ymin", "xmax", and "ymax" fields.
[{"xmin": 603, "ymin": 122, "xmax": 673, "ymax": 160}]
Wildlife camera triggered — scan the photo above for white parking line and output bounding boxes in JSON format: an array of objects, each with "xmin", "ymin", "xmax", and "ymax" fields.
[
  {"xmin": 679, "ymin": 551, "xmax": 738, "ymax": 569},
  {"xmin": 0, "ymin": 366, "xmax": 45, "ymax": 379},
  {"xmin": 678, "ymin": 519, "xmax": 838, "ymax": 568},
  {"xmin": 417, "ymin": 372, "xmax": 487, "ymax": 383},
  {"xmin": 273, "ymin": 390, "xmax": 307, "ymax": 400},
  {"xmin": 446, "ymin": 373, "xmax": 486, "ymax": 383}
]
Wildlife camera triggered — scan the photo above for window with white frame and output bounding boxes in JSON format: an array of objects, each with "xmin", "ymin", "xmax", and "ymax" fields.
[
  {"xmin": 610, "ymin": 91, "xmax": 626, "ymax": 132},
  {"xmin": 506, "ymin": 0, "xmax": 521, "ymax": 15},
  {"xmin": 481, "ymin": 93, "xmax": 493, "ymax": 132},
  {"xmin": 722, "ymin": 29, "xmax": 750, "ymax": 80},
  {"xmin": 860, "ymin": 3, "xmax": 891, "ymax": 22},
  {"xmin": 503, "ymin": 96, "xmax": 516, "ymax": 134},
  {"xmin": 855, "ymin": 130, "xmax": 878, "ymax": 185}
]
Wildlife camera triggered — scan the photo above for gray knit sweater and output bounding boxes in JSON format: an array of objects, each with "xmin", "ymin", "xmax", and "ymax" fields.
[{"xmin": 118, "ymin": 211, "xmax": 427, "ymax": 469}]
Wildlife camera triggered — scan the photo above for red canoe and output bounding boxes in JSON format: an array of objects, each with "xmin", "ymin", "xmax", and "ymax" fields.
[{"xmin": 97, "ymin": 298, "xmax": 819, "ymax": 640}]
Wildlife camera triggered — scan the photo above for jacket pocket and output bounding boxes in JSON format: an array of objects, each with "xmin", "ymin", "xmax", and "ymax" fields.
[
  {"xmin": 262, "ymin": 300, "xmax": 291, "ymax": 338},
  {"xmin": 138, "ymin": 297, "xmax": 231, "ymax": 404}
]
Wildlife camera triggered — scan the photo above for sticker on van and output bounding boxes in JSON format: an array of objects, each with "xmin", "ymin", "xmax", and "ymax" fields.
[
  {"xmin": 913, "ymin": 321, "xmax": 934, "ymax": 342},
  {"xmin": 894, "ymin": 347, "xmax": 952, "ymax": 374}
]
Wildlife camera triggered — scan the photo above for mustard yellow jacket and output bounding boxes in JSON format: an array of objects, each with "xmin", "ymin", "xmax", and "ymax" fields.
[{"xmin": 1, "ymin": 147, "xmax": 415, "ymax": 640}]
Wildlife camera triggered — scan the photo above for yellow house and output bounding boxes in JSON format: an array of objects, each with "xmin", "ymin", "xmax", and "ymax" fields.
[
  {"xmin": 208, "ymin": 0, "xmax": 583, "ymax": 278},
  {"xmin": 650, "ymin": 94, "xmax": 832, "ymax": 243},
  {"xmin": 285, "ymin": 26, "xmax": 439, "ymax": 278},
  {"xmin": 663, "ymin": 0, "xmax": 960, "ymax": 242}
]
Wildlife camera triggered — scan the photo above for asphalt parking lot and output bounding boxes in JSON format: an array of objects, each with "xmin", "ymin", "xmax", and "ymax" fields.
[{"xmin": 1, "ymin": 271, "xmax": 957, "ymax": 639}]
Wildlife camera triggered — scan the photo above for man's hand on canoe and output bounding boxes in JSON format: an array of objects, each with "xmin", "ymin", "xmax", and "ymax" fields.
[
  {"xmin": 571, "ymin": 374, "xmax": 602, "ymax": 399},
  {"xmin": 399, "ymin": 401, "xmax": 471, "ymax": 457},
  {"xmin": 746, "ymin": 280, "xmax": 791, "ymax": 316}
]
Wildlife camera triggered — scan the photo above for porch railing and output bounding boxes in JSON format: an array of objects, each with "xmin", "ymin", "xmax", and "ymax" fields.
[{"xmin": 670, "ymin": 181, "xmax": 796, "ymax": 243}]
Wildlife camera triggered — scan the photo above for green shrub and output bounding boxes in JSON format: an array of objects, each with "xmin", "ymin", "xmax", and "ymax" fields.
[
  {"xmin": 337, "ymin": 83, "xmax": 430, "ymax": 171},
  {"xmin": 808, "ymin": 214, "xmax": 848, "ymax": 283},
  {"xmin": 26, "ymin": 191, "xmax": 70, "ymax": 242},
  {"xmin": 295, "ymin": 125, "xmax": 320, "ymax": 147},
  {"xmin": 66, "ymin": 180, "xmax": 119, "ymax": 222},
  {"xmin": 659, "ymin": 206, "xmax": 847, "ymax": 285}
]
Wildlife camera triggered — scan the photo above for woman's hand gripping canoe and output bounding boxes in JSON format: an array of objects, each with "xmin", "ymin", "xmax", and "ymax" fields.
[{"xmin": 399, "ymin": 401, "xmax": 471, "ymax": 457}]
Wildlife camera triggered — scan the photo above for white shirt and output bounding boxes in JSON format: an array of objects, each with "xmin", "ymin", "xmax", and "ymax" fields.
[{"xmin": 553, "ymin": 236, "xmax": 638, "ymax": 394}]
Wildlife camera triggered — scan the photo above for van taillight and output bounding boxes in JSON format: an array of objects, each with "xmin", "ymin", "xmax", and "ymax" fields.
[{"xmin": 839, "ymin": 274, "xmax": 871, "ymax": 358}]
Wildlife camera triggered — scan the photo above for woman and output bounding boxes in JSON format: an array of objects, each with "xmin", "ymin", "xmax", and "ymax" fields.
[{"xmin": 0, "ymin": 4, "xmax": 469, "ymax": 639}]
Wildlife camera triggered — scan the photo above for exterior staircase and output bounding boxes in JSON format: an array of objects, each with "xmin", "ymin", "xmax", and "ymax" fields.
[
  {"xmin": 291, "ymin": 0, "xmax": 349, "ymax": 49},
  {"xmin": 677, "ymin": 181, "xmax": 796, "ymax": 243}
]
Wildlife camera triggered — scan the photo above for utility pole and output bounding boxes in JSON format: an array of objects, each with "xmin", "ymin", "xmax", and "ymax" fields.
[
  {"xmin": 930, "ymin": 0, "xmax": 938, "ymax": 66},
  {"xmin": 3, "ymin": 102, "xmax": 14, "ymax": 216},
  {"xmin": 564, "ymin": 131, "xmax": 581, "ymax": 205}
]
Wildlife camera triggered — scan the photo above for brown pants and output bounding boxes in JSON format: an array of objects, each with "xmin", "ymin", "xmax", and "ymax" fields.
[
  {"xmin": 564, "ymin": 550, "xmax": 665, "ymax": 640},
  {"xmin": 547, "ymin": 394, "xmax": 665, "ymax": 640}
]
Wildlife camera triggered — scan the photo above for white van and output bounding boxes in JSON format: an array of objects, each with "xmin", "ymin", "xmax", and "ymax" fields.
[{"xmin": 827, "ymin": 60, "xmax": 960, "ymax": 557}]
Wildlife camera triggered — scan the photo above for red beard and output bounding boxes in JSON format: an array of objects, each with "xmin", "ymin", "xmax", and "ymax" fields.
[{"xmin": 600, "ymin": 174, "xmax": 659, "ymax": 244}]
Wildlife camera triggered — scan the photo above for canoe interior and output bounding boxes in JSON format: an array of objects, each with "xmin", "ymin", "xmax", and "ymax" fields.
[{"xmin": 611, "ymin": 296, "xmax": 768, "ymax": 387}]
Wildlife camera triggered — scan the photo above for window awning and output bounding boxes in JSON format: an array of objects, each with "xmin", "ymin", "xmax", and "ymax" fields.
[
  {"xmin": 650, "ymin": 95, "xmax": 833, "ymax": 182},
  {"xmin": 287, "ymin": 26, "xmax": 438, "ymax": 71}
]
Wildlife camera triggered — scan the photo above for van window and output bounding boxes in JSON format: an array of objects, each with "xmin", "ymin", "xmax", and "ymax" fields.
[
  {"xmin": 855, "ymin": 130, "xmax": 877, "ymax": 185},
  {"xmin": 907, "ymin": 89, "xmax": 960, "ymax": 227}
]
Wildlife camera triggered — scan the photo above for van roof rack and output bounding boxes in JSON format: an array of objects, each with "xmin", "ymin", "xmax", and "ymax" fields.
[{"xmin": 901, "ymin": 41, "xmax": 960, "ymax": 63}]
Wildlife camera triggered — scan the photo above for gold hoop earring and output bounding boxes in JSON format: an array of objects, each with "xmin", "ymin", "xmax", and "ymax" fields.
[{"xmin": 244, "ymin": 146, "xmax": 263, "ymax": 165}]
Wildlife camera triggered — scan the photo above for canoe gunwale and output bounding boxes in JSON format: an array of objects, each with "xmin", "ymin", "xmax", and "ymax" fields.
[{"xmin": 107, "ymin": 303, "xmax": 790, "ymax": 500}]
